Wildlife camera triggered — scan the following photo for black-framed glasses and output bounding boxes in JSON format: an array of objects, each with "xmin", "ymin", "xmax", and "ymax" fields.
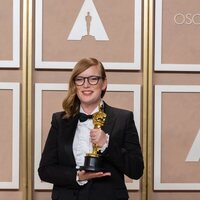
[{"xmin": 74, "ymin": 76, "xmax": 103, "ymax": 86}]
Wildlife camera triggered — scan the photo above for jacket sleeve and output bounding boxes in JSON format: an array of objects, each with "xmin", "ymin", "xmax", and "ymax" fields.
[
  {"xmin": 38, "ymin": 113, "xmax": 79, "ymax": 188},
  {"xmin": 102, "ymin": 111, "xmax": 144, "ymax": 180}
]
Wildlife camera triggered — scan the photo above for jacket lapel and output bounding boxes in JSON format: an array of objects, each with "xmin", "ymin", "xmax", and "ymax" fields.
[
  {"xmin": 102, "ymin": 103, "xmax": 116, "ymax": 137},
  {"xmin": 61, "ymin": 114, "xmax": 79, "ymax": 166},
  {"xmin": 61, "ymin": 115, "xmax": 79, "ymax": 141}
]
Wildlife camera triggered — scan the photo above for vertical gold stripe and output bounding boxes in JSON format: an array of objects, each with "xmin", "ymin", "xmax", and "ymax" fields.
[
  {"xmin": 147, "ymin": 0, "xmax": 154, "ymax": 199},
  {"xmin": 142, "ymin": 0, "xmax": 149, "ymax": 199},
  {"xmin": 27, "ymin": 0, "xmax": 33, "ymax": 199},
  {"xmin": 22, "ymin": 0, "xmax": 28, "ymax": 199}
]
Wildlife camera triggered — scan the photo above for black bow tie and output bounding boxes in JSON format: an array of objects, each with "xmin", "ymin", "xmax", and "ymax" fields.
[{"xmin": 78, "ymin": 113, "xmax": 93, "ymax": 122}]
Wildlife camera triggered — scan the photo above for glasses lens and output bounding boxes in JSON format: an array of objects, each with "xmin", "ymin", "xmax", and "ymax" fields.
[
  {"xmin": 74, "ymin": 77, "xmax": 84, "ymax": 86},
  {"xmin": 88, "ymin": 76, "xmax": 100, "ymax": 85}
]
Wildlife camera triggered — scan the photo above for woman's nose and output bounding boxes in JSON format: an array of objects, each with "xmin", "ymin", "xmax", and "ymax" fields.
[{"xmin": 83, "ymin": 78, "xmax": 90, "ymax": 87}]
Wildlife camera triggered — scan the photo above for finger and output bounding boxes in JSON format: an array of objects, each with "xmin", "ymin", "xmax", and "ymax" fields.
[
  {"xmin": 85, "ymin": 172, "xmax": 101, "ymax": 180},
  {"xmin": 90, "ymin": 172, "xmax": 109, "ymax": 176},
  {"xmin": 102, "ymin": 172, "xmax": 111, "ymax": 176},
  {"xmin": 78, "ymin": 170, "xmax": 86, "ymax": 175}
]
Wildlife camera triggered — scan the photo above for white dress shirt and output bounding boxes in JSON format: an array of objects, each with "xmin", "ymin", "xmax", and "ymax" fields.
[{"xmin": 73, "ymin": 106, "xmax": 95, "ymax": 169}]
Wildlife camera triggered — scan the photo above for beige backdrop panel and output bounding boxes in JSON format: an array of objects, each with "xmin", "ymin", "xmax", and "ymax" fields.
[
  {"xmin": 41, "ymin": 0, "xmax": 134, "ymax": 63},
  {"xmin": 0, "ymin": 90, "xmax": 12, "ymax": 181},
  {"xmin": 0, "ymin": 192, "xmax": 23, "ymax": 200},
  {"xmin": 162, "ymin": 92, "xmax": 200, "ymax": 182},
  {"xmin": 162, "ymin": 0, "xmax": 200, "ymax": 64},
  {"xmin": 0, "ymin": 0, "xmax": 13, "ymax": 60}
]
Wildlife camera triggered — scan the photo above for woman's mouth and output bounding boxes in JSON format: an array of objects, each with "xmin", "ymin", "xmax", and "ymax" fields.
[{"xmin": 82, "ymin": 90, "xmax": 93, "ymax": 95}]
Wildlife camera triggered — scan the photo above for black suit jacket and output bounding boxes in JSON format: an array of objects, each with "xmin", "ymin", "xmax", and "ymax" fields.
[{"xmin": 38, "ymin": 103, "xmax": 144, "ymax": 200}]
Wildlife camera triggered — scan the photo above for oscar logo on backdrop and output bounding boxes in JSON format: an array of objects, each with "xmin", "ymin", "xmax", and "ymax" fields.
[{"xmin": 67, "ymin": 0, "xmax": 109, "ymax": 41}]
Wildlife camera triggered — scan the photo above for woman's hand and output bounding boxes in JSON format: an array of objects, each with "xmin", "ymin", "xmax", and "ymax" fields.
[
  {"xmin": 77, "ymin": 170, "xmax": 111, "ymax": 181},
  {"xmin": 90, "ymin": 129, "xmax": 107, "ymax": 147}
]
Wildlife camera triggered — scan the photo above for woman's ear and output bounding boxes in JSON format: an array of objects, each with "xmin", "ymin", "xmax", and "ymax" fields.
[{"xmin": 102, "ymin": 78, "xmax": 107, "ymax": 90}]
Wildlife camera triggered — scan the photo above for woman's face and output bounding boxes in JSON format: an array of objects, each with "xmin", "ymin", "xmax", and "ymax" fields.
[{"xmin": 75, "ymin": 65, "xmax": 107, "ymax": 112}]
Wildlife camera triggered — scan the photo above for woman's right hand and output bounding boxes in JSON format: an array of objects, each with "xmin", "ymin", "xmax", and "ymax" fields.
[{"xmin": 77, "ymin": 170, "xmax": 111, "ymax": 181}]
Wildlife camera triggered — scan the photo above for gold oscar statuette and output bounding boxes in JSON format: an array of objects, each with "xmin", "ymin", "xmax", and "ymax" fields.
[{"xmin": 82, "ymin": 104, "xmax": 106, "ymax": 171}]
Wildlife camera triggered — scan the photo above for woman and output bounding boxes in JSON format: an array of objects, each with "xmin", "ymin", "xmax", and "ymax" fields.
[{"xmin": 38, "ymin": 58, "xmax": 144, "ymax": 200}]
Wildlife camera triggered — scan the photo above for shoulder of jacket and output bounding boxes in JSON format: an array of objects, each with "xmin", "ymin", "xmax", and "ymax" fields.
[
  {"xmin": 52, "ymin": 111, "xmax": 66, "ymax": 119},
  {"xmin": 104, "ymin": 102, "xmax": 132, "ymax": 116}
]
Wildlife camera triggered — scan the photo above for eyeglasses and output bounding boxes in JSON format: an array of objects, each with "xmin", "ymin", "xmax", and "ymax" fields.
[{"xmin": 74, "ymin": 76, "xmax": 103, "ymax": 86}]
